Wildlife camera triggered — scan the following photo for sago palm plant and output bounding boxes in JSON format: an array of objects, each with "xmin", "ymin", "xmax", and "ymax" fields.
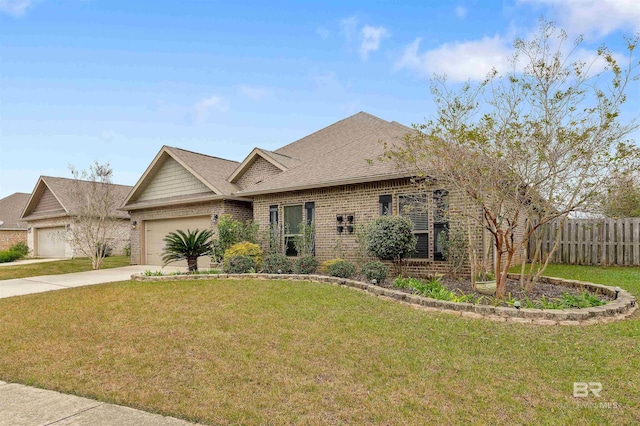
[{"xmin": 162, "ymin": 228, "xmax": 214, "ymax": 272}]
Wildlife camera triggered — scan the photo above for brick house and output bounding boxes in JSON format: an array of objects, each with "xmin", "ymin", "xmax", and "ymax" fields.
[
  {"xmin": 0, "ymin": 192, "xmax": 30, "ymax": 251},
  {"xmin": 123, "ymin": 112, "xmax": 506, "ymax": 273},
  {"xmin": 21, "ymin": 176, "xmax": 132, "ymax": 258}
]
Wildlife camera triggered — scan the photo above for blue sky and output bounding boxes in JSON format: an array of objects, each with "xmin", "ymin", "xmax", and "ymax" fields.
[{"xmin": 1, "ymin": 0, "xmax": 638, "ymax": 198}]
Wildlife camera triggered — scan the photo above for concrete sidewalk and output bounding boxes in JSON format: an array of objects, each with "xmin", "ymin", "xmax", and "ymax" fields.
[
  {"xmin": 0, "ymin": 380, "xmax": 195, "ymax": 425},
  {"xmin": 0, "ymin": 265, "xmax": 186, "ymax": 299},
  {"xmin": 0, "ymin": 258, "xmax": 64, "ymax": 268}
]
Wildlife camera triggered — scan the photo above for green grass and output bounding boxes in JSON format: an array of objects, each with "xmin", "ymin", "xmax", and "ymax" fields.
[
  {"xmin": 0, "ymin": 256, "xmax": 131, "ymax": 280},
  {"xmin": 0, "ymin": 267, "xmax": 638, "ymax": 425}
]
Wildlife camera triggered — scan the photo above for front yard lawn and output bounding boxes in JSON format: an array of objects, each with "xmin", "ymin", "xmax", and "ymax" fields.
[
  {"xmin": 0, "ymin": 266, "xmax": 638, "ymax": 425},
  {"xmin": 0, "ymin": 256, "xmax": 130, "ymax": 280}
]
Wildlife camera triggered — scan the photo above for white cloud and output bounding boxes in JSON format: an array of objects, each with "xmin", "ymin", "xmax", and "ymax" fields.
[
  {"xmin": 340, "ymin": 16, "xmax": 358, "ymax": 42},
  {"xmin": 519, "ymin": 0, "xmax": 640, "ymax": 37},
  {"xmin": 395, "ymin": 35, "xmax": 514, "ymax": 82},
  {"xmin": 455, "ymin": 5, "xmax": 468, "ymax": 19},
  {"xmin": 194, "ymin": 95, "xmax": 228, "ymax": 122},
  {"xmin": 0, "ymin": 0, "xmax": 32, "ymax": 17},
  {"xmin": 360, "ymin": 25, "xmax": 389, "ymax": 60},
  {"xmin": 237, "ymin": 85, "xmax": 269, "ymax": 101}
]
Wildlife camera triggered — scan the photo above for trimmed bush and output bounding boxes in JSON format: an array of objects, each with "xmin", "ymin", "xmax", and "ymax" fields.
[
  {"xmin": 295, "ymin": 255, "xmax": 318, "ymax": 274},
  {"xmin": 0, "ymin": 250, "xmax": 22, "ymax": 263},
  {"xmin": 366, "ymin": 215, "xmax": 417, "ymax": 275},
  {"xmin": 223, "ymin": 242, "xmax": 263, "ymax": 271},
  {"xmin": 262, "ymin": 254, "xmax": 294, "ymax": 274},
  {"xmin": 9, "ymin": 242, "xmax": 28, "ymax": 257},
  {"xmin": 320, "ymin": 258, "xmax": 344, "ymax": 274},
  {"xmin": 361, "ymin": 261, "xmax": 388, "ymax": 283},
  {"xmin": 328, "ymin": 259, "xmax": 356, "ymax": 278},
  {"xmin": 226, "ymin": 255, "xmax": 257, "ymax": 273}
]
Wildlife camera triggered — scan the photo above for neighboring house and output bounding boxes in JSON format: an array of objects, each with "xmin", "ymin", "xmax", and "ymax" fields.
[
  {"xmin": 0, "ymin": 192, "xmax": 30, "ymax": 251},
  {"xmin": 123, "ymin": 112, "xmax": 508, "ymax": 273},
  {"xmin": 21, "ymin": 176, "xmax": 132, "ymax": 258}
]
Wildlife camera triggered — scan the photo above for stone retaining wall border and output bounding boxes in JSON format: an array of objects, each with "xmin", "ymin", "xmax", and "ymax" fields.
[{"xmin": 131, "ymin": 272, "xmax": 637, "ymax": 326}]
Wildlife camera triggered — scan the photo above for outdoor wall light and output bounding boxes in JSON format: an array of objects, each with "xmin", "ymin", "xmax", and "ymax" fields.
[
  {"xmin": 615, "ymin": 287, "xmax": 621, "ymax": 299},
  {"xmin": 132, "ymin": 220, "xmax": 138, "ymax": 230},
  {"xmin": 514, "ymin": 301, "xmax": 521, "ymax": 310},
  {"xmin": 212, "ymin": 213, "xmax": 219, "ymax": 222},
  {"xmin": 27, "ymin": 227, "xmax": 32, "ymax": 233},
  {"xmin": 66, "ymin": 224, "xmax": 71, "ymax": 230}
]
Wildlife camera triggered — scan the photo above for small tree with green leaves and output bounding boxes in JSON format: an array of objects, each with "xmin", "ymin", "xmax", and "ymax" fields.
[{"xmin": 162, "ymin": 228, "xmax": 214, "ymax": 272}]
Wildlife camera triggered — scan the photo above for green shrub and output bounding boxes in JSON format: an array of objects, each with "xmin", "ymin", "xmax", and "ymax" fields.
[
  {"xmin": 328, "ymin": 260, "xmax": 356, "ymax": 278},
  {"xmin": 295, "ymin": 255, "xmax": 318, "ymax": 274},
  {"xmin": 361, "ymin": 261, "xmax": 388, "ymax": 283},
  {"xmin": 223, "ymin": 242, "xmax": 263, "ymax": 271},
  {"xmin": 320, "ymin": 258, "xmax": 344, "ymax": 274},
  {"xmin": 262, "ymin": 253, "xmax": 294, "ymax": 274},
  {"xmin": 0, "ymin": 250, "xmax": 22, "ymax": 263},
  {"xmin": 9, "ymin": 242, "xmax": 28, "ymax": 257},
  {"xmin": 365, "ymin": 215, "xmax": 417, "ymax": 275},
  {"xmin": 143, "ymin": 269, "xmax": 164, "ymax": 276},
  {"xmin": 226, "ymin": 255, "xmax": 257, "ymax": 274},
  {"xmin": 213, "ymin": 215, "xmax": 259, "ymax": 261}
]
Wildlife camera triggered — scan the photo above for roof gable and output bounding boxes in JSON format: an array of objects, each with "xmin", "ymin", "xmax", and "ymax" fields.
[
  {"xmin": 123, "ymin": 146, "xmax": 241, "ymax": 208},
  {"xmin": 137, "ymin": 156, "xmax": 212, "ymax": 202},
  {"xmin": 228, "ymin": 148, "xmax": 288, "ymax": 185},
  {"xmin": 21, "ymin": 176, "xmax": 132, "ymax": 220}
]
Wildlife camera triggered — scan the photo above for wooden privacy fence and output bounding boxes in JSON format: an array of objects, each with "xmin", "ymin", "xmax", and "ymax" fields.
[{"xmin": 529, "ymin": 218, "xmax": 640, "ymax": 266}]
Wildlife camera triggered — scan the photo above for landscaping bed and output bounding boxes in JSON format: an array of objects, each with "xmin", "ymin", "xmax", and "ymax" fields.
[{"xmin": 375, "ymin": 275, "xmax": 615, "ymax": 307}]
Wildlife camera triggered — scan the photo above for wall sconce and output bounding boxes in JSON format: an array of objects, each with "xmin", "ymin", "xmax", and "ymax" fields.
[
  {"xmin": 66, "ymin": 224, "xmax": 71, "ymax": 230},
  {"xmin": 132, "ymin": 220, "xmax": 138, "ymax": 230},
  {"xmin": 212, "ymin": 213, "xmax": 219, "ymax": 223},
  {"xmin": 27, "ymin": 227, "xmax": 32, "ymax": 233}
]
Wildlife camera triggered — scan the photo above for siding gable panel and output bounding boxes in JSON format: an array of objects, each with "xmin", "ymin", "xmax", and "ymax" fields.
[
  {"xmin": 32, "ymin": 187, "xmax": 65, "ymax": 215},
  {"xmin": 138, "ymin": 156, "xmax": 213, "ymax": 201}
]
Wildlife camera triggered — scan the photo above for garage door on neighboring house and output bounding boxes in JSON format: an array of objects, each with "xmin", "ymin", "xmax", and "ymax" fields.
[
  {"xmin": 36, "ymin": 227, "xmax": 66, "ymax": 258},
  {"xmin": 145, "ymin": 216, "xmax": 212, "ymax": 268}
]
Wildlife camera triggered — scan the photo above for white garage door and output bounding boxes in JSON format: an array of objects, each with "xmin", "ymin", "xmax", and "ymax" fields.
[
  {"xmin": 145, "ymin": 216, "xmax": 212, "ymax": 268},
  {"xmin": 37, "ymin": 227, "xmax": 66, "ymax": 258}
]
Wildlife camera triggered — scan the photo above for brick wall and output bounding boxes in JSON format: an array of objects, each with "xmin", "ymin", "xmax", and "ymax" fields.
[
  {"xmin": 236, "ymin": 156, "xmax": 283, "ymax": 190},
  {"xmin": 0, "ymin": 230, "xmax": 27, "ymax": 251},
  {"xmin": 253, "ymin": 178, "xmax": 488, "ymax": 277},
  {"xmin": 128, "ymin": 199, "xmax": 253, "ymax": 264}
]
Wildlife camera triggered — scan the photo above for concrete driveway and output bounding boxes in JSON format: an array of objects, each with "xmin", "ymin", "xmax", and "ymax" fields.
[{"xmin": 0, "ymin": 265, "xmax": 186, "ymax": 299}]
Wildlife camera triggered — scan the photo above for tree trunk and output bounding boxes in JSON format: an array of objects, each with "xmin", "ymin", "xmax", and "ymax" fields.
[{"xmin": 187, "ymin": 257, "xmax": 198, "ymax": 273}]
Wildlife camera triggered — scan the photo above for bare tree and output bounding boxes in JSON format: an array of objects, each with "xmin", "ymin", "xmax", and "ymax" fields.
[
  {"xmin": 383, "ymin": 21, "xmax": 639, "ymax": 298},
  {"xmin": 68, "ymin": 162, "xmax": 129, "ymax": 270}
]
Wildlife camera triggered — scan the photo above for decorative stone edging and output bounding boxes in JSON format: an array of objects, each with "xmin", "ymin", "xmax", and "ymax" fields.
[{"xmin": 131, "ymin": 272, "xmax": 637, "ymax": 326}]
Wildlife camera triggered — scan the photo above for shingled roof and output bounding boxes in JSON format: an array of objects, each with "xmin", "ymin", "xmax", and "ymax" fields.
[
  {"xmin": 236, "ymin": 112, "xmax": 414, "ymax": 196},
  {"xmin": 22, "ymin": 176, "xmax": 132, "ymax": 221},
  {"xmin": 0, "ymin": 193, "xmax": 30, "ymax": 229}
]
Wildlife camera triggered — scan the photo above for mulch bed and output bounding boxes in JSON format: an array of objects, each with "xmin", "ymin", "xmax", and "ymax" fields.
[{"xmin": 369, "ymin": 275, "xmax": 613, "ymax": 305}]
